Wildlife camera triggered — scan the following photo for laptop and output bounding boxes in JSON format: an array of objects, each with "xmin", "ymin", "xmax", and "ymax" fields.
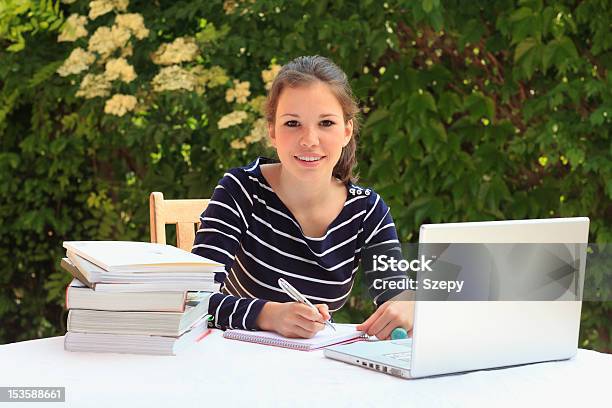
[{"xmin": 324, "ymin": 217, "xmax": 590, "ymax": 379}]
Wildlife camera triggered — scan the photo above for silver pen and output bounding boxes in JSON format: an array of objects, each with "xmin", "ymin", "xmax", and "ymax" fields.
[{"xmin": 278, "ymin": 278, "xmax": 336, "ymax": 331}]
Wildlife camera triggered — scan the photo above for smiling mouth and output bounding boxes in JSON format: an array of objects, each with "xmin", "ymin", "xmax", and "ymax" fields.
[{"xmin": 295, "ymin": 155, "xmax": 325, "ymax": 162}]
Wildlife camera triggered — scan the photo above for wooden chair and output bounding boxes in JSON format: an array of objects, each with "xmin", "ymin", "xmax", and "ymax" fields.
[{"xmin": 149, "ymin": 192, "xmax": 210, "ymax": 251}]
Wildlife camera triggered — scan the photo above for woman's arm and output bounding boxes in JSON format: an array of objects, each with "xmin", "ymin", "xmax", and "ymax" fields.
[
  {"xmin": 192, "ymin": 171, "xmax": 267, "ymax": 330},
  {"xmin": 356, "ymin": 193, "xmax": 415, "ymax": 339}
]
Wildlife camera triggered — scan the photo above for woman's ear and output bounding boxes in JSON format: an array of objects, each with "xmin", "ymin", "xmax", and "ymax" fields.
[
  {"xmin": 268, "ymin": 122, "xmax": 276, "ymax": 147},
  {"xmin": 343, "ymin": 119, "xmax": 353, "ymax": 147}
]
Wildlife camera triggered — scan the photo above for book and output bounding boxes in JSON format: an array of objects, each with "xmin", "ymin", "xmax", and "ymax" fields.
[
  {"xmin": 61, "ymin": 257, "xmax": 93, "ymax": 288},
  {"xmin": 64, "ymin": 316, "xmax": 212, "ymax": 355},
  {"xmin": 86, "ymin": 281, "xmax": 220, "ymax": 293},
  {"xmin": 64, "ymin": 252, "xmax": 220, "ymax": 291},
  {"xmin": 65, "ymin": 279, "xmax": 217, "ymax": 312},
  {"xmin": 66, "ymin": 250, "xmax": 216, "ymax": 281},
  {"xmin": 67, "ymin": 292, "xmax": 212, "ymax": 336},
  {"xmin": 61, "ymin": 257, "xmax": 220, "ymax": 292},
  {"xmin": 62, "ymin": 241, "xmax": 224, "ymax": 273},
  {"xmin": 222, "ymin": 324, "xmax": 366, "ymax": 351}
]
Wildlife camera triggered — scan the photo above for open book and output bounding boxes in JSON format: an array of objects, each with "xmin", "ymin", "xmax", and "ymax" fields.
[
  {"xmin": 62, "ymin": 241, "xmax": 224, "ymax": 273},
  {"xmin": 223, "ymin": 324, "xmax": 366, "ymax": 351},
  {"xmin": 62, "ymin": 257, "xmax": 220, "ymax": 292}
]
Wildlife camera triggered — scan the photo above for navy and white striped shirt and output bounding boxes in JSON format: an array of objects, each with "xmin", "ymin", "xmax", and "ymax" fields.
[{"xmin": 192, "ymin": 157, "xmax": 400, "ymax": 330}]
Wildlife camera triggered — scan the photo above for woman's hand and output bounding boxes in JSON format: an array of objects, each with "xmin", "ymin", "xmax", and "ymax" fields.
[
  {"xmin": 256, "ymin": 301, "xmax": 331, "ymax": 338},
  {"xmin": 356, "ymin": 300, "xmax": 415, "ymax": 340}
]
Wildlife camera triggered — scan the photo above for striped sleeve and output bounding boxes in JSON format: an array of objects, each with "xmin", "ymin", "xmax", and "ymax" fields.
[
  {"xmin": 360, "ymin": 192, "xmax": 408, "ymax": 306},
  {"xmin": 206, "ymin": 293, "xmax": 266, "ymax": 330},
  {"xmin": 192, "ymin": 170, "xmax": 267, "ymax": 330}
]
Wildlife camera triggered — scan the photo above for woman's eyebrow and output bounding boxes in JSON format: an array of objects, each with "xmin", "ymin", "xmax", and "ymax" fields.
[{"xmin": 279, "ymin": 113, "xmax": 340, "ymax": 118}]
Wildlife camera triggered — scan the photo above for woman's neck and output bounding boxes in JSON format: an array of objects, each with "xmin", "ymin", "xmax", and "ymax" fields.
[
  {"xmin": 278, "ymin": 165, "xmax": 336, "ymax": 209},
  {"xmin": 263, "ymin": 163, "xmax": 342, "ymax": 211}
]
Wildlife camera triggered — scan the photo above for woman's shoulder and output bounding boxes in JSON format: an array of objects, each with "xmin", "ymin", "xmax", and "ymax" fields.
[
  {"xmin": 345, "ymin": 182, "xmax": 394, "ymax": 224},
  {"xmin": 214, "ymin": 157, "xmax": 273, "ymax": 203},
  {"xmin": 347, "ymin": 182, "xmax": 386, "ymax": 207},
  {"xmin": 219, "ymin": 157, "xmax": 270, "ymax": 186}
]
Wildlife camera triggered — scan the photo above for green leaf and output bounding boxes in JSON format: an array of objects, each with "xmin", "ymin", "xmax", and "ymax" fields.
[
  {"xmin": 429, "ymin": 119, "xmax": 448, "ymax": 142},
  {"xmin": 438, "ymin": 92, "xmax": 463, "ymax": 120},
  {"xmin": 28, "ymin": 60, "xmax": 62, "ymax": 88},
  {"xmin": 364, "ymin": 109, "xmax": 390, "ymax": 129},
  {"xmin": 459, "ymin": 20, "xmax": 485, "ymax": 50},
  {"xmin": 422, "ymin": 0, "xmax": 434, "ymax": 13},
  {"xmin": 407, "ymin": 92, "xmax": 437, "ymax": 115},
  {"xmin": 509, "ymin": 7, "xmax": 533, "ymax": 23},
  {"xmin": 429, "ymin": 10, "xmax": 444, "ymax": 31},
  {"xmin": 514, "ymin": 38, "xmax": 538, "ymax": 63},
  {"xmin": 566, "ymin": 148, "xmax": 585, "ymax": 168},
  {"xmin": 558, "ymin": 36, "xmax": 579, "ymax": 60},
  {"xmin": 589, "ymin": 107, "xmax": 607, "ymax": 126},
  {"xmin": 514, "ymin": 38, "xmax": 543, "ymax": 78},
  {"xmin": 465, "ymin": 93, "xmax": 495, "ymax": 121},
  {"xmin": 7, "ymin": 40, "xmax": 25, "ymax": 52},
  {"xmin": 542, "ymin": 40, "xmax": 558, "ymax": 72}
]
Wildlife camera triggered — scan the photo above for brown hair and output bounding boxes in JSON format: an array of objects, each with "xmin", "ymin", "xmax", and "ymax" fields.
[{"xmin": 264, "ymin": 55, "xmax": 360, "ymax": 184}]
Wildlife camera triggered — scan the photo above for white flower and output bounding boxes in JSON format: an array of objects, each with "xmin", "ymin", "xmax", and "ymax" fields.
[
  {"xmin": 89, "ymin": 0, "xmax": 113, "ymax": 20},
  {"xmin": 218, "ymin": 110, "xmax": 248, "ymax": 129},
  {"xmin": 249, "ymin": 95, "xmax": 267, "ymax": 115},
  {"xmin": 152, "ymin": 65, "xmax": 197, "ymax": 92},
  {"xmin": 104, "ymin": 94, "xmax": 137, "ymax": 116},
  {"xmin": 198, "ymin": 66, "xmax": 229, "ymax": 88},
  {"xmin": 57, "ymin": 48, "xmax": 96, "ymax": 77},
  {"xmin": 76, "ymin": 73, "xmax": 111, "ymax": 99},
  {"xmin": 151, "ymin": 37, "xmax": 199, "ymax": 65},
  {"xmin": 120, "ymin": 44, "xmax": 133, "ymax": 57},
  {"xmin": 244, "ymin": 118, "xmax": 267, "ymax": 143},
  {"xmin": 88, "ymin": 25, "xmax": 131, "ymax": 57},
  {"xmin": 262, "ymin": 64, "xmax": 281, "ymax": 90},
  {"xmin": 223, "ymin": 0, "xmax": 237, "ymax": 15},
  {"xmin": 115, "ymin": 13, "xmax": 149, "ymax": 40},
  {"xmin": 105, "ymin": 58, "xmax": 136, "ymax": 83},
  {"xmin": 89, "ymin": 0, "xmax": 129, "ymax": 20},
  {"xmin": 230, "ymin": 139, "xmax": 247, "ymax": 149},
  {"xmin": 225, "ymin": 80, "xmax": 251, "ymax": 104},
  {"xmin": 58, "ymin": 14, "xmax": 88, "ymax": 42}
]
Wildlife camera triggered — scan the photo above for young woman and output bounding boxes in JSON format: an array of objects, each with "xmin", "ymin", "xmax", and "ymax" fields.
[{"xmin": 192, "ymin": 56, "xmax": 413, "ymax": 339}]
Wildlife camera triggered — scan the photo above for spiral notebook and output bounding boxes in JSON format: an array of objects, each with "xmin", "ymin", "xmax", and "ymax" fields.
[{"xmin": 222, "ymin": 324, "xmax": 366, "ymax": 351}]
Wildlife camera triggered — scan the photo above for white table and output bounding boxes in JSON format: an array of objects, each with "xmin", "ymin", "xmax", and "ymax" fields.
[{"xmin": 1, "ymin": 331, "xmax": 611, "ymax": 407}]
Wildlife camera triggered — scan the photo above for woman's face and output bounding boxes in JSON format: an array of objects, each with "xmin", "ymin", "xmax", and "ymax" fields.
[{"xmin": 268, "ymin": 81, "xmax": 353, "ymax": 182}]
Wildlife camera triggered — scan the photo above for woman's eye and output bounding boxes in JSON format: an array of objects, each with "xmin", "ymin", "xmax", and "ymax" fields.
[
  {"xmin": 284, "ymin": 120, "xmax": 299, "ymax": 127},
  {"xmin": 320, "ymin": 120, "xmax": 335, "ymax": 127}
]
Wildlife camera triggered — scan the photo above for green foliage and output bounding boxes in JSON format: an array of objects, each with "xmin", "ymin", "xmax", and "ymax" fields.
[
  {"xmin": 0, "ymin": 0, "xmax": 64, "ymax": 52},
  {"xmin": 0, "ymin": 0, "xmax": 610, "ymax": 351}
]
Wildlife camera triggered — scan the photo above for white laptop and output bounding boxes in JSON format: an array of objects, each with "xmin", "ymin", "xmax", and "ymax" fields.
[{"xmin": 324, "ymin": 217, "xmax": 590, "ymax": 379}]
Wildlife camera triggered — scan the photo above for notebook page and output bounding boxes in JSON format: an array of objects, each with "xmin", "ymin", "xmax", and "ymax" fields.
[{"xmin": 223, "ymin": 324, "xmax": 365, "ymax": 351}]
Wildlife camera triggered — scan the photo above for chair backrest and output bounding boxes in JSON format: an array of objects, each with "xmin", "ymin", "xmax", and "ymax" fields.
[{"xmin": 149, "ymin": 192, "xmax": 210, "ymax": 252}]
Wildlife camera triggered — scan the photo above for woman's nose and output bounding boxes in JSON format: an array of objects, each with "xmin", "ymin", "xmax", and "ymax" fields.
[{"xmin": 299, "ymin": 127, "xmax": 319, "ymax": 147}]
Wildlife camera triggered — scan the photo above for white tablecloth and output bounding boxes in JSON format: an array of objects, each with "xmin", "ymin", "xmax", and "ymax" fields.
[{"xmin": 1, "ymin": 331, "xmax": 611, "ymax": 407}]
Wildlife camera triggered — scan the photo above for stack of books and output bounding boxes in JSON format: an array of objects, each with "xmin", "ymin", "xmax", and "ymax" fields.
[{"xmin": 61, "ymin": 241, "xmax": 224, "ymax": 355}]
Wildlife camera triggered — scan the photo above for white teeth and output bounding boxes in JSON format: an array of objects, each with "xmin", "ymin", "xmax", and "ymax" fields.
[{"xmin": 297, "ymin": 156, "xmax": 321, "ymax": 162}]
